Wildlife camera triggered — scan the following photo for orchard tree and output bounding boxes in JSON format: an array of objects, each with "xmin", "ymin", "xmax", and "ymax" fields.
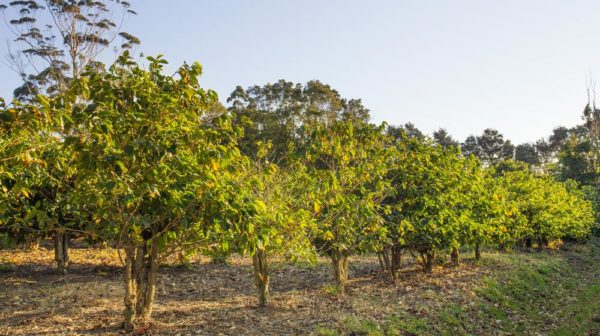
[
  {"xmin": 497, "ymin": 164, "xmax": 594, "ymax": 248},
  {"xmin": 395, "ymin": 140, "xmax": 473, "ymax": 273},
  {"xmin": 303, "ymin": 121, "xmax": 393, "ymax": 288},
  {"xmin": 463, "ymin": 167, "xmax": 524, "ymax": 260},
  {"xmin": 379, "ymin": 133, "xmax": 428, "ymax": 281},
  {"xmin": 229, "ymin": 144, "xmax": 315, "ymax": 307},
  {"xmin": 0, "ymin": 97, "xmax": 53, "ymax": 245},
  {"xmin": 0, "ymin": 0, "xmax": 139, "ymax": 99},
  {"xmin": 0, "ymin": 95, "xmax": 80, "ymax": 273},
  {"xmin": 64, "ymin": 53, "xmax": 243, "ymax": 330},
  {"xmin": 1, "ymin": 0, "xmax": 139, "ymax": 268}
]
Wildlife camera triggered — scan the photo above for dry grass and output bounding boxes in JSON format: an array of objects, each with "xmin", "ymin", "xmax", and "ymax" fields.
[{"xmin": 0, "ymin": 244, "xmax": 501, "ymax": 336}]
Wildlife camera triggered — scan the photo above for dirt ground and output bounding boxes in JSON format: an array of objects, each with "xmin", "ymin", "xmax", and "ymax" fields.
[{"xmin": 0, "ymin": 244, "xmax": 493, "ymax": 336}]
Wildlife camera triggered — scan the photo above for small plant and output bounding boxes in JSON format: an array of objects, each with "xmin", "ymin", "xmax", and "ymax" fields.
[
  {"xmin": 0, "ymin": 261, "xmax": 14, "ymax": 272},
  {"xmin": 323, "ymin": 283, "xmax": 344, "ymax": 296},
  {"xmin": 316, "ymin": 326, "xmax": 340, "ymax": 336},
  {"xmin": 342, "ymin": 316, "xmax": 383, "ymax": 336}
]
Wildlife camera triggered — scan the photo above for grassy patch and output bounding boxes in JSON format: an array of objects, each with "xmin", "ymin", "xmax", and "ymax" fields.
[{"xmin": 320, "ymin": 240, "xmax": 600, "ymax": 335}]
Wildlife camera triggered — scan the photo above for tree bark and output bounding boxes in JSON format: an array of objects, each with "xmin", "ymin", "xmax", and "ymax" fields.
[
  {"xmin": 475, "ymin": 243, "xmax": 481, "ymax": 261},
  {"xmin": 450, "ymin": 247, "xmax": 460, "ymax": 267},
  {"xmin": 420, "ymin": 250, "xmax": 435, "ymax": 273},
  {"xmin": 54, "ymin": 231, "xmax": 70, "ymax": 275},
  {"xmin": 392, "ymin": 244, "xmax": 402, "ymax": 279},
  {"xmin": 377, "ymin": 252, "xmax": 386, "ymax": 273},
  {"xmin": 123, "ymin": 246, "xmax": 137, "ymax": 332},
  {"xmin": 121, "ymin": 237, "xmax": 159, "ymax": 330},
  {"xmin": 252, "ymin": 247, "xmax": 270, "ymax": 308},
  {"xmin": 330, "ymin": 249, "xmax": 348, "ymax": 288},
  {"xmin": 381, "ymin": 244, "xmax": 403, "ymax": 283},
  {"xmin": 139, "ymin": 239, "xmax": 158, "ymax": 319}
]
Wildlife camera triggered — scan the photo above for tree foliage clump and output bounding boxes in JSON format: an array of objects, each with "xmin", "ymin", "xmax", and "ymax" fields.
[
  {"xmin": 59, "ymin": 53, "xmax": 244, "ymax": 330},
  {"xmin": 227, "ymin": 80, "xmax": 370, "ymax": 161},
  {"xmin": 302, "ymin": 121, "xmax": 393, "ymax": 287}
]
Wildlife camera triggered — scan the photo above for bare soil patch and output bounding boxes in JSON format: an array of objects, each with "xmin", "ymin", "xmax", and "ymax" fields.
[{"xmin": 0, "ymin": 246, "xmax": 496, "ymax": 335}]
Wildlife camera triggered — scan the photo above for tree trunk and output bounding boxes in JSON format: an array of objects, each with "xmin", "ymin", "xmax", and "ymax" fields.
[
  {"xmin": 420, "ymin": 250, "xmax": 435, "ymax": 273},
  {"xmin": 475, "ymin": 243, "xmax": 481, "ymax": 261},
  {"xmin": 123, "ymin": 246, "xmax": 137, "ymax": 332},
  {"xmin": 54, "ymin": 231, "xmax": 70, "ymax": 275},
  {"xmin": 450, "ymin": 247, "xmax": 460, "ymax": 267},
  {"xmin": 139, "ymin": 239, "xmax": 158, "ymax": 319},
  {"xmin": 392, "ymin": 244, "xmax": 402, "ymax": 278},
  {"xmin": 25, "ymin": 234, "xmax": 40, "ymax": 250},
  {"xmin": 377, "ymin": 252, "xmax": 386, "ymax": 273},
  {"xmin": 381, "ymin": 244, "xmax": 403, "ymax": 283},
  {"xmin": 330, "ymin": 249, "xmax": 348, "ymax": 288},
  {"xmin": 252, "ymin": 247, "xmax": 270, "ymax": 308},
  {"xmin": 525, "ymin": 237, "xmax": 533, "ymax": 249},
  {"xmin": 122, "ymin": 238, "xmax": 159, "ymax": 331}
]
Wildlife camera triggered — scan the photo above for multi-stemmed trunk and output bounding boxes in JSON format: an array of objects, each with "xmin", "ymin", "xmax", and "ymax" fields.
[
  {"xmin": 419, "ymin": 249, "xmax": 435, "ymax": 273},
  {"xmin": 330, "ymin": 249, "xmax": 349, "ymax": 288},
  {"xmin": 379, "ymin": 244, "xmax": 402, "ymax": 283},
  {"xmin": 450, "ymin": 247, "xmax": 460, "ymax": 267},
  {"xmin": 252, "ymin": 247, "xmax": 270, "ymax": 308},
  {"xmin": 123, "ymin": 238, "xmax": 159, "ymax": 331},
  {"xmin": 54, "ymin": 231, "xmax": 70, "ymax": 275}
]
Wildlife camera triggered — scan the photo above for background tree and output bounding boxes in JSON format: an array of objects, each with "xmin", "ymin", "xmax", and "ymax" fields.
[
  {"xmin": 515, "ymin": 143, "xmax": 540, "ymax": 168},
  {"xmin": 0, "ymin": 0, "xmax": 139, "ymax": 99},
  {"xmin": 433, "ymin": 128, "xmax": 458, "ymax": 149},
  {"xmin": 461, "ymin": 135, "xmax": 481, "ymax": 158},
  {"xmin": 535, "ymin": 138, "xmax": 556, "ymax": 173},
  {"xmin": 387, "ymin": 122, "xmax": 425, "ymax": 141},
  {"xmin": 227, "ymin": 80, "xmax": 370, "ymax": 161},
  {"xmin": 462, "ymin": 129, "xmax": 514, "ymax": 166},
  {"xmin": 557, "ymin": 136, "xmax": 595, "ymax": 185}
]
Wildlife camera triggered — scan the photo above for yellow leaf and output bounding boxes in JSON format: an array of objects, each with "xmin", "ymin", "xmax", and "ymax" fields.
[
  {"xmin": 255, "ymin": 200, "xmax": 267, "ymax": 212},
  {"xmin": 313, "ymin": 202, "xmax": 321, "ymax": 213}
]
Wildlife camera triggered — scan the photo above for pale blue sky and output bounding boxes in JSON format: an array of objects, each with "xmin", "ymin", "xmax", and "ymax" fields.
[{"xmin": 2, "ymin": 0, "xmax": 600, "ymax": 144}]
